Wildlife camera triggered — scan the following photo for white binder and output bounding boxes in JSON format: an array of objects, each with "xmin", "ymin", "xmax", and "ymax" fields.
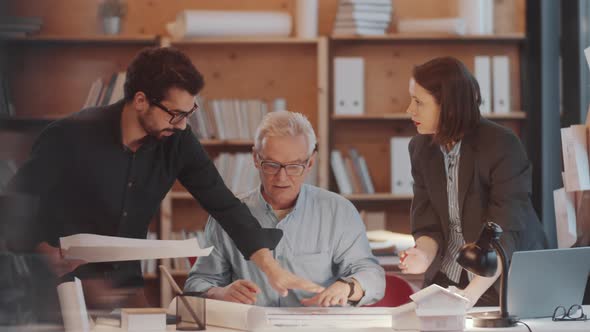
[
  {"xmin": 334, "ymin": 57, "xmax": 365, "ymax": 115},
  {"xmin": 474, "ymin": 56, "xmax": 491, "ymax": 114},
  {"xmin": 459, "ymin": 0, "xmax": 494, "ymax": 34},
  {"xmin": 492, "ymin": 55, "xmax": 511, "ymax": 114},
  {"xmin": 390, "ymin": 137, "xmax": 413, "ymax": 195}
]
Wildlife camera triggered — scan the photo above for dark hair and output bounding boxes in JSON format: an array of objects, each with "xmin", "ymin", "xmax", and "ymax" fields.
[
  {"xmin": 412, "ymin": 56, "xmax": 481, "ymax": 145},
  {"xmin": 124, "ymin": 47, "xmax": 205, "ymax": 102}
]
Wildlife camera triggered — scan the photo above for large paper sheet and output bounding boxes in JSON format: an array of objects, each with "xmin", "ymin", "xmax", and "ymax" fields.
[
  {"xmin": 263, "ymin": 307, "xmax": 393, "ymax": 328},
  {"xmin": 60, "ymin": 234, "xmax": 212, "ymax": 263},
  {"xmin": 201, "ymin": 299, "xmax": 398, "ymax": 330}
]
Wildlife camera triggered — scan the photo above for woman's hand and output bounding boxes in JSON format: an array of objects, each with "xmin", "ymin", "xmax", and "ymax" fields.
[{"xmin": 398, "ymin": 246, "xmax": 431, "ymax": 274}]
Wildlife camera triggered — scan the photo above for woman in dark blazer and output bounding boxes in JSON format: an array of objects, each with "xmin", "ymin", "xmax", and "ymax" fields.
[{"xmin": 399, "ymin": 56, "xmax": 546, "ymax": 307}]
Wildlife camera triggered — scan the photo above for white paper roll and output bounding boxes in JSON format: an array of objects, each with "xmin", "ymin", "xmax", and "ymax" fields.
[
  {"xmin": 167, "ymin": 10, "xmax": 292, "ymax": 39},
  {"xmin": 57, "ymin": 278, "xmax": 90, "ymax": 332},
  {"xmin": 397, "ymin": 18, "xmax": 466, "ymax": 35},
  {"xmin": 296, "ymin": 0, "xmax": 318, "ymax": 38}
]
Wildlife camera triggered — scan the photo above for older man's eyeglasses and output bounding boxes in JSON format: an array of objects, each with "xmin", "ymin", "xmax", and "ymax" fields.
[
  {"xmin": 552, "ymin": 304, "xmax": 587, "ymax": 321},
  {"xmin": 150, "ymin": 99, "xmax": 198, "ymax": 125},
  {"xmin": 257, "ymin": 155, "xmax": 310, "ymax": 176}
]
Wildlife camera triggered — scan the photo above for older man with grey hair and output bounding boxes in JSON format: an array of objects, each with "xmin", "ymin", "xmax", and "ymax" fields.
[{"xmin": 184, "ymin": 111, "xmax": 385, "ymax": 307}]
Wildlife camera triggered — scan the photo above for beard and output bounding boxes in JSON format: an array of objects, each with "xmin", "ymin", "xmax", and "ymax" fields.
[{"xmin": 138, "ymin": 114, "xmax": 179, "ymax": 140}]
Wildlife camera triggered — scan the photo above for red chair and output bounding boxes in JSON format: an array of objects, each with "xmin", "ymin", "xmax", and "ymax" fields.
[{"xmin": 366, "ymin": 274, "xmax": 416, "ymax": 307}]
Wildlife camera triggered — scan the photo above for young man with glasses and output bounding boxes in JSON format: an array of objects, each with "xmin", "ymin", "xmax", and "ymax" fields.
[
  {"xmin": 184, "ymin": 111, "xmax": 385, "ymax": 307},
  {"xmin": 5, "ymin": 47, "xmax": 321, "ymax": 315}
]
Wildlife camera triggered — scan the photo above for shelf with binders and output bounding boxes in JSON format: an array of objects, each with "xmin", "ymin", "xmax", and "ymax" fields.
[
  {"xmin": 332, "ymin": 111, "xmax": 526, "ymax": 121},
  {"xmin": 328, "ymin": 33, "xmax": 526, "ymax": 236}
]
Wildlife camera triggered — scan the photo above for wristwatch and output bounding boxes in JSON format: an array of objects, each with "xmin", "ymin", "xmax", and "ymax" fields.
[{"xmin": 337, "ymin": 277, "xmax": 355, "ymax": 299}]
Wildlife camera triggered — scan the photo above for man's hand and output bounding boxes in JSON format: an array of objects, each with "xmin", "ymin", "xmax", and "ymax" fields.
[
  {"xmin": 36, "ymin": 242, "xmax": 86, "ymax": 277},
  {"xmin": 250, "ymin": 248, "xmax": 324, "ymax": 296},
  {"xmin": 206, "ymin": 280, "xmax": 261, "ymax": 305},
  {"xmin": 300, "ymin": 280, "xmax": 350, "ymax": 307},
  {"xmin": 399, "ymin": 247, "xmax": 431, "ymax": 274}
]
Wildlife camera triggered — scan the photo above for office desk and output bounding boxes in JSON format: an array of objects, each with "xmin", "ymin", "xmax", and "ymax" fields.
[{"xmin": 6, "ymin": 306, "xmax": 589, "ymax": 332}]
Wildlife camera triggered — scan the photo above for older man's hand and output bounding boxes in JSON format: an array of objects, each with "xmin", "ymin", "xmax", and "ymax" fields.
[
  {"xmin": 300, "ymin": 280, "xmax": 350, "ymax": 307},
  {"xmin": 207, "ymin": 280, "xmax": 261, "ymax": 305}
]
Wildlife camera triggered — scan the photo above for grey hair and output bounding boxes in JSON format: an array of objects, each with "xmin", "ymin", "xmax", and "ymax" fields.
[{"xmin": 254, "ymin": 110, "xmax": 317, "ymax": 156}]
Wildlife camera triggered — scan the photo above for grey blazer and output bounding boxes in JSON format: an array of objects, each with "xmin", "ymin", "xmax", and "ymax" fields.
[{"xmin": 409, "ymin": 118, "xmax": 547, "ymax": 289}]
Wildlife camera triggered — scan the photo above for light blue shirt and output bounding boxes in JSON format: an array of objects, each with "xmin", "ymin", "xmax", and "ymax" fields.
[{"xmin": 184, "ymin": 184, "xmax": 385, "ymax": 307}]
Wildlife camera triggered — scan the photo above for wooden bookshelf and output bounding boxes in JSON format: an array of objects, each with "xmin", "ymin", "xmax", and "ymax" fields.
[
  {"xmin": 4, "ymin": 34, "xmax": 159, "ymax": 44},
  {"xmin": 333, "ymin": 111, "xmax": 527, "ymax": 121},
  {"xmin": 200, "ymin": 139, "xmax": 254, "ymax": 147},
  {"xmin": 330, "ymin": 33, "xmax": 526, "ymax": 43},
  {"xmin": 143, "ymin": 273, "xmax": 158, "ymax": 280},
  {"xmin": 344, "ymin": 193, "xmax": 413, "ymax": 202},
  {"xmin": 166, "ymin": 37, "xmax": 319, "ymax": 46}
]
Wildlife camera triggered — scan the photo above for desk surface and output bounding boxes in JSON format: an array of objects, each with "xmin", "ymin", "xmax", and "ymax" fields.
[{"xmin": 6, "ymin": 306, "xmax": 589, "ymax": 332}]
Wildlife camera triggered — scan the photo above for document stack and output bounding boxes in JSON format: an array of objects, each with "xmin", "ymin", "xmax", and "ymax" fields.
[
  {"xmin": 552, "ymin": 46, "xmax": 590, "ymax": 249},
  {"xmin": 332, "ymin": 0, "xmax": 392, "ymax": 36}
]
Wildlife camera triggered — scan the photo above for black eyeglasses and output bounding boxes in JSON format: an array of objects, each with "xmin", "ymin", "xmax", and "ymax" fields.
[
  {"xmin": 257, "ymin": 154, "xmax": 310, "ymax": 177},
  {"xmin": 150, "ymin": 99, "xmax": 198, "ymax": 125},
  {"xmin": 552, "ymin": 304, "xmax": 587, "ymax": 321}
]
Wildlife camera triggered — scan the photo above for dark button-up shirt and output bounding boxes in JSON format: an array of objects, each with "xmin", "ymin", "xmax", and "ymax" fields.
[{"xmin": 6, "ymin": 100, "xmax": 281, "ymax": 286}]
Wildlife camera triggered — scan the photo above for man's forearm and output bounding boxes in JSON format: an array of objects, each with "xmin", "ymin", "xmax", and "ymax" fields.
[{"xmin": 250, "ymin": 248, "xmax": 277, "ymax": 273}]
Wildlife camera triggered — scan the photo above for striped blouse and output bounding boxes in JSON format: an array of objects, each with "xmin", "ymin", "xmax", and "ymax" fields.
[{"xmin": 439, "ymin": 141, "xmax": 471, "ymax": 283}]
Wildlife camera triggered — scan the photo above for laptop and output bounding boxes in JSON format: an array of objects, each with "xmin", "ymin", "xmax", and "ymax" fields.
[{"xmin": 507, "ymin": 247, "xmax": 590, "ymax": 319}]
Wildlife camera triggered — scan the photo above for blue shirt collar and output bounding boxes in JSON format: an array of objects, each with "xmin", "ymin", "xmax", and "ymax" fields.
[{"xmin": 255, "ymin": 184, "xmax": 307, "ymax": 214}]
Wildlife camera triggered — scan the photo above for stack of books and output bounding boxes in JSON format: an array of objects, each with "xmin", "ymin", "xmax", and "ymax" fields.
[
  {"xmin": 82, "ymin": 72, "xmax": 126, "ymax": 109},
  {"xmin": 214, "ymin": 152, "xmax": 259, "ymax": 196},
  {"xmin": 190, "ymin": 99, "xmax": 270, "ymax": 140},
  {"xmin": 332, "ymin": 0, "xmax": 392, "ymax": 36},
  {"xmin": 0, "ymin": 16, "xmax": 43, "ymax": 38},
  {"xmin": 330, "ymin": 148, "xmax": 375, "ymax": 195}
]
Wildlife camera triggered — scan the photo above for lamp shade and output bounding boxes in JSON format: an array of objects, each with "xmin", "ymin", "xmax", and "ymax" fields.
[
  {"xmin": 457, "ymin": 242, "xmax": 498, "ymax": 277},
  {"xmin": 457, "ymin": 222, "xmax": 503, "ymax": 277}
]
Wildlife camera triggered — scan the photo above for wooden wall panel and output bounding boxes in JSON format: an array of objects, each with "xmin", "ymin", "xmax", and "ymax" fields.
[
  {"xmin": 174, "ymin": 43, "xmax": 319, "ymax": 130},
  {"xmin": 6, "ymin": 43, "xmax": 153, "ymax": 117}
]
